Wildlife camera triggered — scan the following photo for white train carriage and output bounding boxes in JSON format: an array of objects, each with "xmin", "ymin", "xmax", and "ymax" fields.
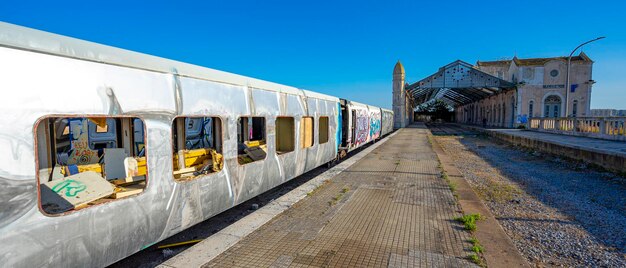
[{"xmin": 0, "ymin": 22, "xmax": 391, "ymax": 267}]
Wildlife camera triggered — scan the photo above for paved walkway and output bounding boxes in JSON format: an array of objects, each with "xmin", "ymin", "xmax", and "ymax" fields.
[
  {"xmin": 450, "ymin": 123, "xmax": 626, "ymax": 157},
  {"xmin": 491, "ymin": 129, "xmax": 626, "ymax": 156},
  {"xmin": 202, "ymin": 124, "xmax": 477, "ymax": 267}
]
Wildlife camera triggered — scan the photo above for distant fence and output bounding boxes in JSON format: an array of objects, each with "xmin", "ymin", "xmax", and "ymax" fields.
[{"xmin": 528, "ymin": 117, "xmax": 626, "ymax": 141}]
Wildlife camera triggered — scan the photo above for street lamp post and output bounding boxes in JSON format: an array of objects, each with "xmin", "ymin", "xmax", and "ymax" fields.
[{"xmin": 565, "ymin": 36, "xmax": 605, "ymax": 117}]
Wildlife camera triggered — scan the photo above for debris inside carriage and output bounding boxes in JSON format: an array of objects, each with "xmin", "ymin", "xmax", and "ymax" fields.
[{"xmin": 37, "ymin": 117, "xmax": 149, "ymax": 214}]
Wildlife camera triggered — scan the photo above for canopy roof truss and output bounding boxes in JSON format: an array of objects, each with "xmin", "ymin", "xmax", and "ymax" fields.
[{"xmin": 406, "ymin": 60, "xmax": 515, "ymax": 107}]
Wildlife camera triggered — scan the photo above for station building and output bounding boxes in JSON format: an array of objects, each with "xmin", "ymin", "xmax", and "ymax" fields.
[
  {"xmin": 474, "ymin": 52, "xmax": 594, "ymax": 126},
  {"xmin": 392, "ymin": 53, "xmax": 596, "ymax": 128}
]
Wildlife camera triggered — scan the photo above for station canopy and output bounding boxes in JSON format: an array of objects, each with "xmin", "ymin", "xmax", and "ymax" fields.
[{"xmin": 406, "ymin": 60, "xmax": 516, "ymax": 107}]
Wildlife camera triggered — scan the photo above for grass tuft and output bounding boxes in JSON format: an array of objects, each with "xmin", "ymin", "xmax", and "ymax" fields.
[
  {"xmin": 468, "ymin": 253, "xmax": 482, "ymax": 265},
  {"xmin": 467, "ymin": 236, "xmax": 485, "ymax": 265},
  {"xmin": 471, "ymin": 244, "xmax": 484, "ymax": 253},
  {"xmin": 448, "ymin": 180, "xmax": 457, "ymax": 192},
  {"xmin": 455, "ymin": 213, "xmax": 482, "ymax": 232}
]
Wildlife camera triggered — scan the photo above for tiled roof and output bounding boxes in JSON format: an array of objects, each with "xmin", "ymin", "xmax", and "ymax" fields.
[
  {"xmin": 476, "ymin": 52, "xmax": 592, "ymax": 67},
  {"xmin": 475, "ymin": 60, "xmax": 511, "ymax": 67}
]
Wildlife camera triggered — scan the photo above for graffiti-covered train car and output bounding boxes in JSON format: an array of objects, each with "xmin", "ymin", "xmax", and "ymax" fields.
[
  {"xmin": 381, "ymin": 108, "xmax": 394, "ymax": 136},
  {"xmin": 368, "ymin": 106, "xmax": 382, "ymax": 140},
  {"xmin": 338, "ymin": 99, "xmax": 392, "ymax": 155}
]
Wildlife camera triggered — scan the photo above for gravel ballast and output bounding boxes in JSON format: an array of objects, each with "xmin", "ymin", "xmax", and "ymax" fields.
[{"xmin": 435, "ymin": 135, "xmax": 626, "ymax": 267}]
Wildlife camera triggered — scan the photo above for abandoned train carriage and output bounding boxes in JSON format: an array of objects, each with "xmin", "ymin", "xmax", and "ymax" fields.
[{"xmin": 0, "ymin": 22, "xmax": 393, "ymax": 267}]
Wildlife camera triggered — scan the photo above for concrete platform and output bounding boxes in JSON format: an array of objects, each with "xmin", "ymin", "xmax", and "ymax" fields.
[
  {"xmin": 456, "ymin": 124, "xmax": 626, "ymax": 173},
  {"xmin": 162, "ymin": 124, "xmax": 479, "ymax": 267}
]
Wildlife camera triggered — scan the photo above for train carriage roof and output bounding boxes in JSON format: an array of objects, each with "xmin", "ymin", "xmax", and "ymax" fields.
[{"xmin": 301, "ymin": 90, "xmax": 340, "ymax": 102}]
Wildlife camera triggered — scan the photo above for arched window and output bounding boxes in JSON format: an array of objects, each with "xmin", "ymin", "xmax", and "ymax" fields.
[
  {"xmin": 572, "ymin": 100, "xmax": 578, "ymax": 117},
  {"xmin": 544, "ymin": 95, "xmax": 562, "ymax": 118},
  {"xmin": 502, "ymin": 103, "xmax": 506, "ymax": 124},
  {"xmin": 529, "ymin": 101, "xmax": 534, "ymax": 118}
]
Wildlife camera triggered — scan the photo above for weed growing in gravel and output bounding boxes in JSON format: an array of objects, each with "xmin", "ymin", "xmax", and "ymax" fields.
[
  {"xmin": 455, "ymin": 213, "xmax": 482, "ymax": 232},
  {"xmin": 439, "ymin": 168, "xmax": 458, "ymax": 196},
  {"xmin": 465, "ymin": 236, "xmax": 485, "ymax": 265},
  {"xmin": 447, "ymin": 178, "xmax": 457, "ymax": 192},
  {"xmin": 465, "ymin": 222, "xmax": 476, "ymax": 232},
  {"xmin": 471, "ymin": 244, "xmax": 484, "ymax": 253},
  {"xmin": 475, "ymin": 179, "xmax": 522, "ymax": 203},
  {"xmin": 467, "ymin": 253, "xmax": 482, "ymax": 265}
]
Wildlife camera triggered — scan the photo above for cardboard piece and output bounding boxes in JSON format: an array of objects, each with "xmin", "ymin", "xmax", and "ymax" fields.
[
  {"xmin": 41, "ymin": 171, "xmax": 114, "ymax": 213},
  {"xmin": 124, "ymin": 157, "xmax": 139, "ymax": 178},
  {"xmin": 104, "ymin": 148, "xmax": 127, "ymax": 180}
]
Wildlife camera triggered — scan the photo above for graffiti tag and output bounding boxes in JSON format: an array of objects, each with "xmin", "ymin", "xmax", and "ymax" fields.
[
  {"xmin": 369, "ymin": 112, "xmax": 381, "ymax": 140},
  {"xmin": 52, "ymin": 179, "xmax": 87, "ymax": 197},
  {"xmin": 354, "ymin": 110, "xmax": 370, "ymax": 145}
]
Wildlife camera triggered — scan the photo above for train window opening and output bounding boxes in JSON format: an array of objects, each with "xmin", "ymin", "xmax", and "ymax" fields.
[
  {"xmin": 35, "ymin": 116, "xmax": 147, "ymax": 215},
  {"xmin": 319, "ymin": 117, "xmax": 329, "ymax": 144},
  {"xmin": 301, "ymin": 117, "xmax": 314, "ymax": 148},
  {"xmin": 237, "ymin": 117, "xmax": 267, "ymax": 164},
  {"xmin": 172, "ymin": 117, "xmax": 223, "ymax": 181},
  {"xmin": 275, "ymin": 117, "xmax": 295, "ymax": 155}
]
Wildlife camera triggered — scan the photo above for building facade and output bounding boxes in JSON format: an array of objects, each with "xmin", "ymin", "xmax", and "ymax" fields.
[{"xmin": 455, "ymin": 52, "xmax": 594, "ymax": 127}]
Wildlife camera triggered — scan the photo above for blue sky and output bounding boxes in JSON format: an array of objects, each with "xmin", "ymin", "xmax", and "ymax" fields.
[{"xmin": 2, "ymin": 0, "xmax": 625, "ymax": 109}]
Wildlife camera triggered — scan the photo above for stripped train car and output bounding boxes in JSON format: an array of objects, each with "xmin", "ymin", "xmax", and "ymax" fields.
[{"xmin": 0, "ymin": 22, "xmax": 393, "ymax": 267}]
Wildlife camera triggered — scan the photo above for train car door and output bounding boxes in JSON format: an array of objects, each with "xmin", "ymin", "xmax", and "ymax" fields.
[{"xmin": 351, "ymin": 110, "xmax": 356, "ymax": 148}]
